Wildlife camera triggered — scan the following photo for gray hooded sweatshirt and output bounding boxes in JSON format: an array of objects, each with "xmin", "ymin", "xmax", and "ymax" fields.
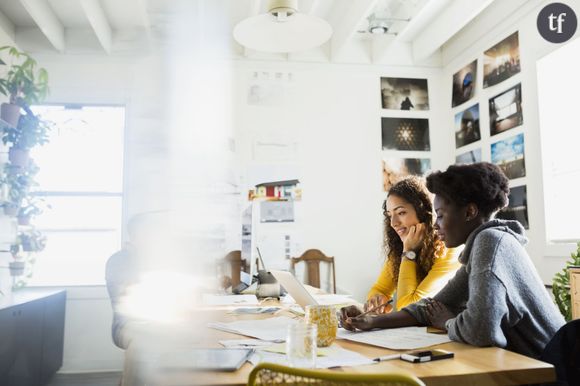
[{"xmin": 404, "ymin": 219, "xmax": 565, "ymax": 358}]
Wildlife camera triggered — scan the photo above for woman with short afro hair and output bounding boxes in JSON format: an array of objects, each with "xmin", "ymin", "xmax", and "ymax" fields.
[{"xmin": 340, "ymin": 162, "xmax": 565, "ymax": 359}]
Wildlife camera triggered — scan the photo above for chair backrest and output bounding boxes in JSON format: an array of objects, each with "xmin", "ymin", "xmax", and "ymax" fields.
[
  {"xmin": 540, "ymin": 319, "xmax": 580, "ymax": 386},
  {"xmin": 290, "ymin": 249, "xmax": 336, "ymax": 294},
  {"xmin": 248, "ymin": 363, "xmax": 426, "ymax": 386},
  {"xmin": 223, "ymin": 250, "xmax": 245, "ymax": 287}
]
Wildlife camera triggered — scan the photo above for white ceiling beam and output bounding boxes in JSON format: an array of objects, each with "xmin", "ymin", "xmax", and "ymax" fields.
[
  {"xmin": 329, "ymin": 0, "xmax": 377, "ymax": 60},
  {"xmin": 250, "ymin": 0, "xmax": 262, "ymax": 16},
  {"xmin": 371, "ymin": 0, "xmax": 450, "ymax": 64},
  {"xmin": 308, "ymin": 0, "xmax": 321, "ymax": 15},
  {"xmin": 135, "ymin": 0, "xmax": 151, "ymax": 30},
  {"xmin": 0, "ymin": 9, "xmax": 16, "ymax": 47},
  {"xmin": 411, "ymin": 0, "xmax": 495, "ymax": 63},
  {"xmin": 19, "ymin": 0, "xmax": 65, "ymax": 52},
  {"xmin": 243, "ymin": 0, "xmax": 262, "ymax": 57},
  {"xmin": 80, "ymin": 0, "xmax": 112, "ymax": 54}
]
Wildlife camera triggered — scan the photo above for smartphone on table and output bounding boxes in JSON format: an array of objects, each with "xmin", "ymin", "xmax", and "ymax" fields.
[{"xmin": 400, "ymin": 349, "xmax": 454, "ymax": 363}]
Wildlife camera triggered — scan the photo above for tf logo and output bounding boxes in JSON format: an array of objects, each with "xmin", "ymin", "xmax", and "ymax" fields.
[{"xmin": 537, "ymin": 3, "xmax": 577, "ymax": 43}]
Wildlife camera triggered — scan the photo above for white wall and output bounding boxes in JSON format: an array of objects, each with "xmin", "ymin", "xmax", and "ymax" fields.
[
  {"xmin": 232, "ymin": 60, "xmax": 447, "ymax": 301},
  {"xmin": 439, "ymin": 0, "xmax": 580, "ymax": 283}
]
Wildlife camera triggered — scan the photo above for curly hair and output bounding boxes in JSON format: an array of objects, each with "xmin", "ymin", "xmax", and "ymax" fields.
[
  {"xmin": 426, "ymin": 162, "xmax": 510, "ymax": 218},
  {"xmin": 383, "ymin": 176, "xmax": 445, "ymax": 284}
]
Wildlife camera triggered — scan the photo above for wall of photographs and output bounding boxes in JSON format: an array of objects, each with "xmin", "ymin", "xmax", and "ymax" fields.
[
  {"xmin": 380, "ymin": 77, "xmax": 432, "ymax": 192},
  {"xmin": 451, "ymin": 31, "xmax": 529, "ymax": 229}
]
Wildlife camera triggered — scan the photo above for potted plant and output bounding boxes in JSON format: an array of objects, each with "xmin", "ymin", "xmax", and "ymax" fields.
[
  {"xmin": 20, "ymin": 229, "xmax": 46, "ymax": 252},
  {"xmin": 0, "ymin": 46, "xmax": 49, "ymax": 127},
  {"xmin": 3, "ymin": 108, "xmax": 51, "ymax": 166},
  {"xmin": 0, "ymin": 162, "xmax": 39, "ymax": 215},
  {"xmin": 8, "ymin": 228, "xmax": 46, "ymax": 277},
  {"xmin": 17, "ymin": 197, "xmax": 45, "ymax": 225},
  {"xmin": 9, "ymin": 242, "xmax": 26, "ymax": 276},
  {"xmin": 552, "ymin": 241, "xmax": 580, "ymax": 321}
]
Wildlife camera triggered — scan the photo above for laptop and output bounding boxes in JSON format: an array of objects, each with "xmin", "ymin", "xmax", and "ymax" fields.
[{"xmin": 270, "ymin": 269, "xmax": 318, "ymax": 309}]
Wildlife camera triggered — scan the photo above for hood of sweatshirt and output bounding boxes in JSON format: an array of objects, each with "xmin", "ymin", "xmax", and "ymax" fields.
[{"xmin": 459, "ymin": 219, "xmax": 528, "ymax": 265}]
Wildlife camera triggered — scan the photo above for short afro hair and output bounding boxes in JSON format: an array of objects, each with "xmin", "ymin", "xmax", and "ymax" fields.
[{"xmin": 426, "ymin": 162, "xmax": 509, "ymax": 218}]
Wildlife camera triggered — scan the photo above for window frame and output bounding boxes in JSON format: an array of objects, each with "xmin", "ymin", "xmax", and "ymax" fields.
[{"xmin": 27, "ymin": 103, "xmax": 128, "ymax": 286}]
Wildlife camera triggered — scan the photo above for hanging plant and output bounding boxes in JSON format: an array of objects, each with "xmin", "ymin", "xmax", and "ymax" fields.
[
  {"xmin": 552, "ymin": 241, "xmax": 580, "ymax": 321},
  {"xmin": 0, "ymin": 46, "xmax": 49, "ymax": 105}
]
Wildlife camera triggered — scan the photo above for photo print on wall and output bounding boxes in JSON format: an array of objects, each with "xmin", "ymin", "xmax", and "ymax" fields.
[
  {"xmin": 483, "ymin": 31, "xmax": 521, "ymax": 88},
  {"xmin": 489, "ymin": 83, "xmax": 523, "ymax": 136},
  {"xmin": 455, "ymin": 103, "xmax": 481, "ymax": 148},
  {"xmin": 491, "ymin": 133, "xmax": 526, "ymax": 180},
  {"xmin": 495, "ymin": 185, "xmax": 529, "ymax": 229},
  {"xmin": 382, "ymin": 158, "xmax": 431, "ymax": 192},
  {"xmin": 455, "ymin": 148, "xmax": 482, "ymax": 165},
  {"xmin": 380, "ymin": 77, "xmax": 429, "ymax": 110},
  {"xmin": 381, "ymin": 118, "xmax": 430, "ymax": 151},
  {"xmin": 452, "ymin": 60, "xmax": 477, "ymax": 107}
]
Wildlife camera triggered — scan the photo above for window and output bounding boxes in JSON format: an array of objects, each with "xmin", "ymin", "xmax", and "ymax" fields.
[
  {"xmin": 28, "ymin": 105, "xmax": 125, "ymax": 285},
  {"xmin": 537, "ymin": 37, "xmax": 580, "ymax": 244}
]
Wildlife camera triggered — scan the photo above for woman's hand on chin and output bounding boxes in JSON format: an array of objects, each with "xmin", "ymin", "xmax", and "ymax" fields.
[{"xmin": 403, "ymin": 223, "xmax": 426, "ymax": 252}]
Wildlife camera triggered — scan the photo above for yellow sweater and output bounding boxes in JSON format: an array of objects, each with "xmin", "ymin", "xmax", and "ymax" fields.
[{"xmin": 367, "ymin": 246, "xmax": 463, "ymax": 311}]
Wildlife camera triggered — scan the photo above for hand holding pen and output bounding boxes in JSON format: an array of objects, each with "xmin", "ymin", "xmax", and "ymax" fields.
[
  {"xmin": 364, "ymin": 294, "xmax": 393, "ymax": 314},
  {"xmin": 340, "ymin": 299, "xmax": 393, "ymax": 332}
]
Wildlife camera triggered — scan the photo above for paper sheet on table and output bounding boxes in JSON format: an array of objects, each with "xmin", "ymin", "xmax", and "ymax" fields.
[
  {"xmin": 219, "ymin": 339, "xmax": 274, "ymax": 349},
  {"xmin": 250, "ymin": 345, "xmax": 374, "ymax": 369},
  {"xmin": 228, "ymin": 307, "xmax": 280, "ymax": 315},
  {"xmin": 262, "ymin": 343, "xmax": 327, "ymax": 356},
  {"xmin": 202, "ymin": 294, "xmax": 260, "ymax": 306},
  {"xmin": 337, "ymin": 327, "xmax": 452, "ymax": 350},
  {"xmin": 208, "ymin": 316, "xmax": 298, "ymax": 341}
]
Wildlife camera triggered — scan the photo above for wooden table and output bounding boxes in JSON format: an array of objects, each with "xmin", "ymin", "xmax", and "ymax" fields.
[{"xmin": 125, "ymin": 306, "xmax": 555, "ymax": 386}]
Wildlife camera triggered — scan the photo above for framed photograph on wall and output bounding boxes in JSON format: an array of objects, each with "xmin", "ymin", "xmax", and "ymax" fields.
[
  {"xmin": 491, "ymin": 133, "xmax": 526, "ymax": 179},
  {"xmin": 489, "ymin": 83, "xmax": 523, "ymax": 136},
  {"xmin": 382, "ymin": 158, "xmax": 431, "ymax": 191},
  {"xmin": 483, "ymin": 31, "xmax": 521, "ymax": 88},
  {"xmin": 380, "ymin": 77, "xmax": 429, "ymax": 110},
  {"xmin": 455, "ymin": 148, "xmax": 482, "ymax": 165},
  {"xmin": 381, "ymin": 118, "xmax": 430, "ymax": 151},
  {"xmin": 496, "ymin": 185, "xmax": 529, "ymax": 229},
  {"xmin": 452, "ymin": 60, "xmax": 477, "ymax": 107},
  {"xmin": 455, "ymin": 104, "xmax": 481, "ymax": 148}
]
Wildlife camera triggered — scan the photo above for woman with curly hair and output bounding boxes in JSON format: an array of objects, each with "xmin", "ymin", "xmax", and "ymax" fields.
[
  {"xmin": 342, "ymin": 162, "xmax": 565, "ymax": 359},
  {"xmin": 365, "ymin": 176, "xmax": 462, "ymax": 313}
]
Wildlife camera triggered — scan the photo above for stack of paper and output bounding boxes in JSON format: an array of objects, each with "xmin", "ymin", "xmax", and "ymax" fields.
[
  {"xmin": 202, "ymin": 294, "xmax": 260, "ymax": 306},
  {"xmin": 249, "ymin": 345, "xmax": 374, "ymax": 369},
  {"xmin": 219, "ymin": 339, "xmax": 275, "ymax": 349},
  {"xmin": 208, "ymin": 316, "xmax": 298, "ymax": 342},
  {"xmin": 337, "ymin": 327, "xmax": 451, "ymax": 350}
]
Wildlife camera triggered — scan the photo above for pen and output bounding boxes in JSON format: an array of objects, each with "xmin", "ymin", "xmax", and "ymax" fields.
[
  {"xmin": 359, "ymin": 299, "xmax": 394, "ymax": 317},
  {"xmin": 372, "ymin": 354, "xmax": 401, "ymax": 362}
]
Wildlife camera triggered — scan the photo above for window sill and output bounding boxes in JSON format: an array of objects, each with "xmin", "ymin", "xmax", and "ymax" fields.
[
  {"xmin": 544, "ymin": 242, "xmax": 578, "ymax": 258},
  {"xmin": 26, "ymin": 285, "xmax": 108, "ymax": 300}
]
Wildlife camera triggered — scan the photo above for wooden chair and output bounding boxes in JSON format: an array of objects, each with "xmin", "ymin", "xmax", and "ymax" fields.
[
  {"xmin": 248, "ymin": 363, "xmax": 426, "ymax": 386},
  {"xmin": 290, "ymin": 249, "xmax": 336, "ymax": 294},
  {"xmin": 223, "ymin": 250, "xmax": 246, "ymax": 287}
]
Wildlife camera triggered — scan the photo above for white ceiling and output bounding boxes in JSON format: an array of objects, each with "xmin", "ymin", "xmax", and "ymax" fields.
[{"xmin": 0, "ymin": 0, "xmax": 499, "ymax": 64}]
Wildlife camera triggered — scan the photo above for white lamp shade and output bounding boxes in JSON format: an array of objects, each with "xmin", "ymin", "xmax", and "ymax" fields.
[{"xmin": 233, "ymin": 13, "xmax": 332, "ymax": 53}]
